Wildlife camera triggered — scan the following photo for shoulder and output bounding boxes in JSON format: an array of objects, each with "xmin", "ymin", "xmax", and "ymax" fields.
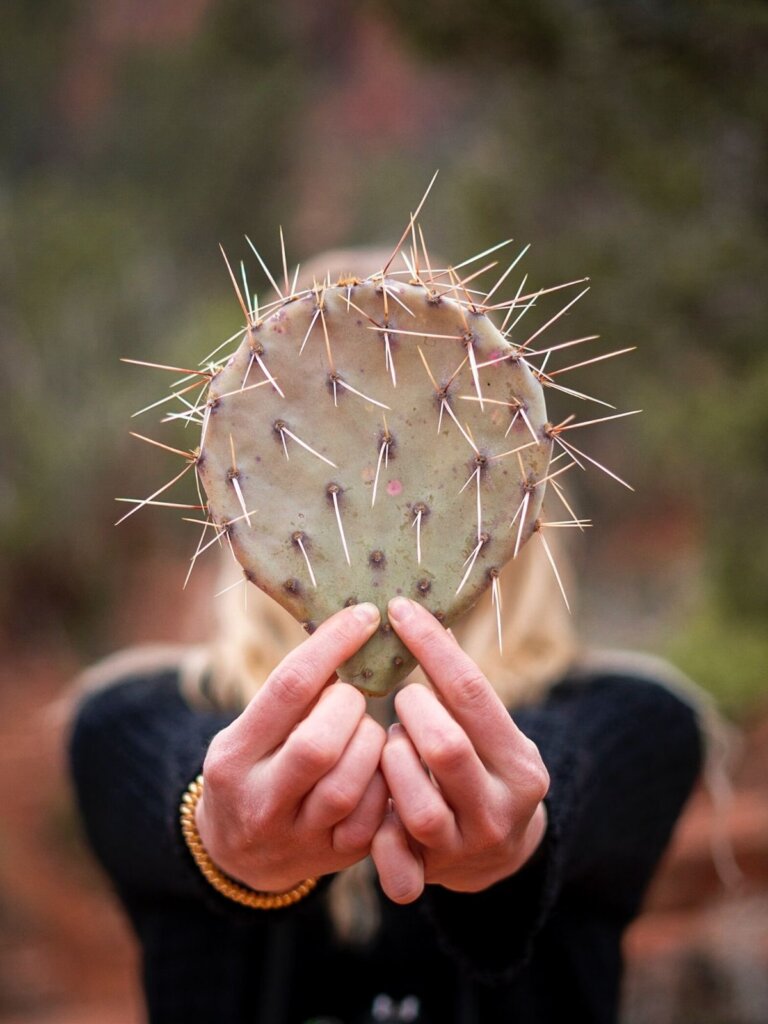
[
  {"xmin": 69, "ymin": 645, "xmax": 194, "ymax": 759},
  {"xmin": 547, "ymin": 649, "xmax": 710, "ymax": 778},
  {"xmin": 553, "ymin": 648, "xmax": 710, "ymax": 715},
  {"xmin": 563, "ymin": 648, "xmax": 705, "ymax": 692},
  {"xmin": 75, "ymin": 643, "xmax": 190, "ymax": 697},
  {"xmin": 517, "ymin": 649, "xmax": 711, "ymax": 777}
]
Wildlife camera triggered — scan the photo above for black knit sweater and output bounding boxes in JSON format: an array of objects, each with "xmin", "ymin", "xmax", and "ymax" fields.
[{"xmin": 69, "ymin": 667, "xmax": 702, "ymax": 1024}]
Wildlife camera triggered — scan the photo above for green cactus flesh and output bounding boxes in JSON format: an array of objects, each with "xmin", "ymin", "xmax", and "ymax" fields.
[{"xmin": 197, "ymin": 276, "xmax": 552, "ymax": 695}]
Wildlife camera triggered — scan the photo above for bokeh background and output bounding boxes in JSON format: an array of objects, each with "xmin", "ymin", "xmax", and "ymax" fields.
[{"xmin": 1, "ymin": 1, "xmax": 766, "ymax": 1021}]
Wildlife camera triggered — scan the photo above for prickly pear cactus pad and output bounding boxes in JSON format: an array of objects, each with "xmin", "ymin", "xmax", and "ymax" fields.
[
  {"xmin": 119, "ymin": 182, "xmax": 638, "ymax": 695},
  {"xmin": 199, "ymin": 278, "xmax": 551, "ymax": 695}
]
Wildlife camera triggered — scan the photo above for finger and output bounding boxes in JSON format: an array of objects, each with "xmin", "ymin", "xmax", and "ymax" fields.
[
  {"xmin": 371, "ymin": 803, "xmax": 425, "ymax": 904},
  {"xmin": 380, "ymin": 724, "xmax": 459, "ymax": 849},
  {"xmin": 333, "ymin": 769, "xmax": 389, "ymax": 856},
  {"xmin": 233, "ymin": 603, "xmax": 380, "ymax": 758},
  {"xmin": 387, "ymin": 597, "xmax": 527, "ymax": 772},
  {"xmin": 394, "ymin": 684, "xmax": 495, "ymax": 831},
  {"xmin": 267, "ymin": 682, "xmax": 366, "ymax": 808},
  {"xmin": 298, "ymin": 715, "xmax": 387, "ymax": 832}
]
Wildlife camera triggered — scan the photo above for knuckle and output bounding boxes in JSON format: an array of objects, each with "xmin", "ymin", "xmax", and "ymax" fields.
[
  {"xmin": 509, "ymin": 777, "xmax": 548, "ymax": 823},
  {"xmin": 414, "ymin": 623, "xmax": 456, "ymax": 668},
  {"xmin": 516, "ymin": 739, "xmax": 550, "ymax": 803},
  {"xmin": 532, "ymin": 762, "xmax": 550, "ymax": 802},
  {"xmin": 465, "ymin": 797, "xmax": 507, "ymax": 850},
  {"xmin": 407, "ymin": 802, "xmax": 448, "ymax": 843},
  {"xmin": 424, "ymin": 731, "xmax": 471, "ymax": 774},
  {"xmin": 316, "ymin": 778, "xmax": 359, "ymax": 820},
  {"xmin": 333, "ymin": 818, "xmax": 374, "ymax": 856},
  {"xmin": 331, "ymin": 617, "xmax": 360, "ymax": 647},
  {"xmin": 270, "ymin": 662, "xmax": 314, "ymax": 706},
  {"xmin": 451, "ymin": 665, "xmax": 491, "ymax": 712},
  {"xmin": 415, "ymin": 619, "xmax": 442, "ymax": 651},
  {"xmin": 480, "ymin": 813, "xmax": 509, "ymax": 848},
  {"xmin": 290, "ymin": 732, "xmax": 337, "ymax": 776},
  {"xmin": 519, "ymin": 734, "xmax": 542, "ymax": 763},
  {"xmin": 202, "ymin": 734, "xmax": 236, "ymax": 792}
]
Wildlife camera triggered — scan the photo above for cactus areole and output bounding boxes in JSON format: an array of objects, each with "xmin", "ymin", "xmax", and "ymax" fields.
[{"xmin": 196, "ymin": 272, "xmax": 552, "ymax": 695}]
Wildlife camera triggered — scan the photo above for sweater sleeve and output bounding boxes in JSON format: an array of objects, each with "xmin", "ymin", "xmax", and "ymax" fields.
[
  {"xmin": 68, "ymin": 670, "xmax": 327, "ymax": 922},
  {"xmin": 420, "ymin": 672, "xmax": 704, "ymax": 982}
]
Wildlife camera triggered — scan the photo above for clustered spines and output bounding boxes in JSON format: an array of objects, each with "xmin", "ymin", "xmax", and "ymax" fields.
[
  {"xmin": 119, "ymin": 178, "xmax": 636, "ymax": 695},
  {"xmin": 247, "ymin": 328, "xmax": 264, "ymax": 356}
]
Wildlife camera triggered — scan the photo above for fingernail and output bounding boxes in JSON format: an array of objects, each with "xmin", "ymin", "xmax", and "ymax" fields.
[
  {"xmin": 388, "ymin": 596, "xmax": 413, "ymax": 623},
  {"xmin": 388, "ymin": 722, "xmax": 404, "ymax": 738},
  {"xmin": 352, "ymin": 602, "xmax": 380, "ymax": 627}
]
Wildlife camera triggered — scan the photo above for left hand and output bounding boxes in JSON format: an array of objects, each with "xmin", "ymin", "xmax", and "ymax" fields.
[{"xmin": 371, "ymin": 597, "xmax": 550, "ymax": 904}]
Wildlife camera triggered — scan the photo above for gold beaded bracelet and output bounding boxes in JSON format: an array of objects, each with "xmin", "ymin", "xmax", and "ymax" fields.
[{"xmin": 179, "ymin": 774, "xmax": 318, "ymax": 909}]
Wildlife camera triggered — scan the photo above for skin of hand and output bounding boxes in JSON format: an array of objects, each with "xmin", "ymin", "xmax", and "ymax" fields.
[
  {"xmin": 371, "ymin": 596, "xmax": 550, "ymax": 905},
  {"xmin": 195, "ymin": 602, "xmax": 389, "ymax": 893}
]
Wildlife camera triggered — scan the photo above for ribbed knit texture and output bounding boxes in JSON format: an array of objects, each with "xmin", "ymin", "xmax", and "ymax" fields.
[{"xmin": 69, "ymin": 669, "xmax": 702, "ymax": 1024}]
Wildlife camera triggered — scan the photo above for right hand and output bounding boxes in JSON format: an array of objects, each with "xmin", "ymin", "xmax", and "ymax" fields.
[{"xmin": 195, "ymin": 602, "xmax": 388, "ymax": 893}]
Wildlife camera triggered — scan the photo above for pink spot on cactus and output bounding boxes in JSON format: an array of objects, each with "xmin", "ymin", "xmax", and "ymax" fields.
[
  {"xmin": 387, "ymin": 479, "xmax": 403, "ymax": 497},
  {"xmin": 489, "ymin": 349, "xmax": 503, "ymax": 363}
]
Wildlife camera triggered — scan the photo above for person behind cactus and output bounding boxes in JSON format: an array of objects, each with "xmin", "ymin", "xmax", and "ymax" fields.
[
  {"xmin": 69, "ymin": 246, "xmax": 710, "ymax": 1024},
  {"xmin": 70, "ymin": 544, "xmax": 711, "ymax": 1024}
]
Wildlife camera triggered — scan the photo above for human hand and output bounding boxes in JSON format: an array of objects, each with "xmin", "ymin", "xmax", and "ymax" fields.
[
  {"xmin": 371, "ymin": 597, "xmax": 550, "ymax": 904},
  {"xmin": 195, "ymin": 603, "xmax": 389, "ymax": 893}
]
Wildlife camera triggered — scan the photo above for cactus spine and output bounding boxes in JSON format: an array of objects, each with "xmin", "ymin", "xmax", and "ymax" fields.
[{"xmin": 119, "ymin": 181, "xmax": 638, "ymax": 695}]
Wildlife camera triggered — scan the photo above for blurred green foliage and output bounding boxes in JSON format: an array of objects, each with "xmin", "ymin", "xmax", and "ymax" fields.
[
  {"xmin": 667, "ymin": 597, "xmax": 768, "ymax": 714},
  {"xmin": 1, "ymin": 0, "xmax": 765, "ymax": 707},
  {"xmin": 1, "ymin": 0, "xmax": 304, "ymax": 640},
  {"xmin": 381, "ymin": 0, "xmax": 768, "ymax": 709}
]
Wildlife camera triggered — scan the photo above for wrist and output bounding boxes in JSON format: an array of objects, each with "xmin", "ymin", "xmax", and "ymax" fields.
[
  {"xmin": 194, "ymin": 788, "xmax": 293, "ymax": 893},
  {"xmin": 181, "ymin": 775, "xmax": 318, "ymax": 909}
]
